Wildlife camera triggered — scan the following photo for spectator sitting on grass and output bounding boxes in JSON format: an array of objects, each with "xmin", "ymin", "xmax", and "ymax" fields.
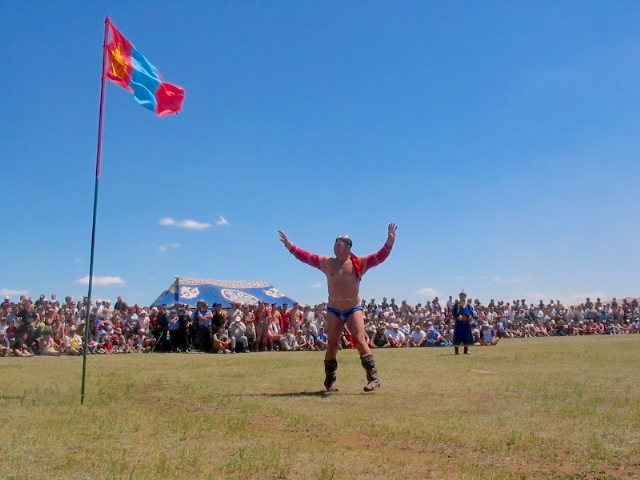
[
  {"xmin": 315, "ymin": 326, "xmax": 328, "ymax": 350},
  {"xmin": 63, "ymin": 326, "xmax": 83, "ymax": 355},
  {"xmin": 373, "ymin": 325, "xmax": 390, "ymax": 348},
  {"xmin": 478, "ymin": 322, "xmax": 499, "ymax": 346},
  {"xmin": 0, "ymin": 330, "xmax": 10, "ymax": 356},
  {"xmin": 228, "ymin": 317, "xmax": 249, "ymax": 353},
  {"xmin": 296, "ymin": 329, "xmax": 315, "ymax": 351},
  {"xmin": 387, "ymin": 323, "xmax": 405, "ymax": 347},
  {"xmin": 425, "ymin": 325, "xmax": 446, "ymax": 346},
  {"xmin": 407, "ymin": 324, "xmax": 426, "ymax": 347},
  {"xmin": 280, "ymin": 327, "xmax": 299, "ymax": 351},
  {"xmin": 213, "ymin": 327, "xmax": 232, "ymax": 354}
]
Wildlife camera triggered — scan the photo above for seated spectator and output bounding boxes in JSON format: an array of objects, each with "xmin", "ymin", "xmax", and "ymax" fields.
[
  {"xmin": 99, "ymin": 333, "xmax": 115, "ymax": 354},
  {"xmin": 387, "ymin": 323, "xmax": 405, "ymax": 347},
  {"xmin": 137, "ymin": 329, "xmax": 156, "ymax": 352},
  {"xmin": 408, "ymin": 324, "xmax": 426, "ymax": 347},
  {"xmin": 478, "ymin": 322, "xmax": 499, "ymax": 346},
  {"xmin": 213, "ymin": 327, "xmax": 232, "ymax": 354},
  {"xmin": 0, "ymin": 330, "xmax": 10, "ymax": 356},
  {"xmin": 425, "ymin": 326, "xmax": 447, "ymax": 346},
  {"xmin": 295, "ymin": 329, "xmax": 316, "ymax": 351},
  {"xmin": 227, "ymin": 317, "xmax": 248, "ymax": 352},
  {"xmin": 315, "ymin": 326, "xmax": 328, "ymax": 350},
  {"xmin": 40, "ymin": 331, "xmax": 62, "ymax": 356},
  {"xmin": 63, "ymin": 326, "xmax": 83, "ymax": 355},
  {"xmin": 372, "ymin": 326, "xmax": 390, "ymax": 348},
  {"xmin": 340, "ymin": 328, "xmax": 355, "ymax": 349},
  {"xmin": 280, "ymin": 327, "xmax": 300, "ymax": 351},
  {"xmin": 12, "ymin": 332, "xmax": 34, "ymax": 357}
]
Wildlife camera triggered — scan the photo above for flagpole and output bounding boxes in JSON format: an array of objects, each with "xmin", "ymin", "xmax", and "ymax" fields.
[{"xmin": 81, "ymin": 16, "xmax": 110, "ymax": 405}]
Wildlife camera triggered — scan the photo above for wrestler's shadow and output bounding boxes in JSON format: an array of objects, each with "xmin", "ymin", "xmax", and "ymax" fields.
[{"xmin": 257, "ymin": 390, "xmax": 360, "ymax": 397}]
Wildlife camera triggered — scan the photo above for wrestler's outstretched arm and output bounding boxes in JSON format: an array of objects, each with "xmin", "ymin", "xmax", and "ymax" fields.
[
  {"xmin": 361, "ymin": 223, "xmax": 397, "ymax": 274},
  {"xmin": 278, "ymin": 230, "xmax": 324, "ymax": 270}
]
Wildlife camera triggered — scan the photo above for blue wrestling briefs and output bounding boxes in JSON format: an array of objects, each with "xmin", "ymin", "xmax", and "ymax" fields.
[{"xmin": 327, "ymin": 305, "xmax": 364, "ymax": 322}]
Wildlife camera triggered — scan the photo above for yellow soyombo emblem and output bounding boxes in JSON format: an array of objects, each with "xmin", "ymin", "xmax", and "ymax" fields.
[{"xmin": 108, "ymin": 44, "xmax": 129, "ymax": 80}]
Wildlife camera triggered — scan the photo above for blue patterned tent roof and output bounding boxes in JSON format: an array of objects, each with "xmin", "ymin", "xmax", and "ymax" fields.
[{"xmin": 151, "ymin": 277, "xmax": 296, "ymax": 308}]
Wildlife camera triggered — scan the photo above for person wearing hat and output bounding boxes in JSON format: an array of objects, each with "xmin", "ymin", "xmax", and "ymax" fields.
[
  {"xmin": 479, "ymin": 321, "xmax": 499, "ymax": 346},
  {"xmin": 228, "ymin": 316, "xmax": 249, "ymax": 353},
  {"xmin": 451, "ymin": 291, "xmax": 476, "ymax": 354},
  {"xmin": 278, "ymin": 223, "xmax": 397, "ymax": 392},
  {"xmin": 425, "ymin": 325, "xmax": 446, "ymax": 346},
  {"xmin": 387, "ymin": 323, "xmax": 405, "ymax": 348},
  {"xmin": 194, "ymin": 300, "xmax": 213, "ymax": 352}
]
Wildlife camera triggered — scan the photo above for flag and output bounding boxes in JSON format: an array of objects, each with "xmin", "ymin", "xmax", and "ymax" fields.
[{"xmin": 105, "ymin": 18, "xmax": 184, "ymax": 116}]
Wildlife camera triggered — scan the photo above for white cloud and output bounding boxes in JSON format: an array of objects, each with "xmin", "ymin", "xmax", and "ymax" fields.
[
  {"xmin": 159, "ymin": 243, "xmax": 180, "ymax": 252},
  {"xmin": 216, "ymin": 215, "xmax": 229, "ymax": 226},
  {"xmin": 159, "ymin": 217, "xmax": 176, "ymax": 226},
  {"xmin": 416, "ymin": 287, "xmax": 438, "ymax": 297},
  {"xmin": 159, "ymin": 217, "xmax": 212, "ymax": 230},
  {"xmin": 76, "ymin": 276, "xmax": 125, "ymax": 287},
  {"xmin": 1, "ymin": 288, "xmax": 29, "ymax": 296},
  {"xmin": 311, "ymin": 283, "xmax": 323, "ymax": 288}
]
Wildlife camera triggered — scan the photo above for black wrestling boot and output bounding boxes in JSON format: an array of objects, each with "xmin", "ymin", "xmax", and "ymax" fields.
[
  {"xmin": 324, "ymin": 359, "xmax": 339, "ymax": 391},
  {"xmin": 360, "ymin": 354, "xmax": 381, "ymax": 392}
]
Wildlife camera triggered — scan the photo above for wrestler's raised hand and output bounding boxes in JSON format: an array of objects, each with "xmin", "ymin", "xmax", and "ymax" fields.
[
  {"xmin": 278, "ymin": 230, "xmax": 292, "ymax": 249},
  {"xmin": 387, "ymin": 223, "xmax": 397, "ymax": 244}
]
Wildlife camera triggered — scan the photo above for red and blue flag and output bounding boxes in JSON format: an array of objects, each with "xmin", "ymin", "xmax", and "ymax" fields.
[{"xmin": 105, "ymin": 18, "xmax": 184, "ymax": 116}]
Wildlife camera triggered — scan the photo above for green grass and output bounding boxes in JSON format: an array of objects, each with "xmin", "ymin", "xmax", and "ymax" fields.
[{"xmin": 1, "ymin": 336, "xmax": 639, "ymax": 480}]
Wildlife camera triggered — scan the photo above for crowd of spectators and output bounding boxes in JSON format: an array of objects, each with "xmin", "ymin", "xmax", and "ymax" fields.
[{"xmin": 1, "ymin": 293, "xmax": 638, "ymax": 357}]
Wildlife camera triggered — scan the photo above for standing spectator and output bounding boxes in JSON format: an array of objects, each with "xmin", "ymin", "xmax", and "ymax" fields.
[
  {"xmin": 288, "ymin": 302, "xmax": 303, "ymax": 332},
  {"xmin": 212, "ymin": 303, "xmax": 227, "ymax": 332},
  {"xmin": 171, "ymin": 308, "xmax": 190, "ymax": 352},
  {"xmin": 242, "ymin": 305, "xmax": 257, "ymax": 352},
  {"xmin": 194, "ymin": 300, "xmax": 213, "ymax": 353},
  {"xmin": 266, "ymin": 314, "xmax": 281, "ymax": 350},
  {"xmin": 280, "ymin": 301, "xmax": 291, "ymax": 333},
  {"xmin": 255, "ymin": 302, "xmax": 270, "ymax": 351}
]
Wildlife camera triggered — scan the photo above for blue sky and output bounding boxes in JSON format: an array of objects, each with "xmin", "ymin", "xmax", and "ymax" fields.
[{"xmin": 2, "ymin": 1, "xmax": 639, "ymax": 307}]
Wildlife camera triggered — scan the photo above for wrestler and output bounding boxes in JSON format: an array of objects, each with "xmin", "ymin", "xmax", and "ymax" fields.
[
  {"xmin": 278, "ymin": 223, "xmax": 397, "ymax": 392},
  {"xmin": 451, "ymin": 290, "xmax": 476, "ymax": 354}
]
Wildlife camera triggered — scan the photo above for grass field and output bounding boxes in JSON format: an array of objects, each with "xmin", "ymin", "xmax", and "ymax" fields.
[{"xmin": 1, "ymin": 335, "xmax": 639, "ymax": 480}]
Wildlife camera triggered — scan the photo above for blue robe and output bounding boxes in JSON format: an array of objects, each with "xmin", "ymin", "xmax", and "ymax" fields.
[{"xmin": 452, "ymin": 302, "xmax": 475, "ymax": 346}]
